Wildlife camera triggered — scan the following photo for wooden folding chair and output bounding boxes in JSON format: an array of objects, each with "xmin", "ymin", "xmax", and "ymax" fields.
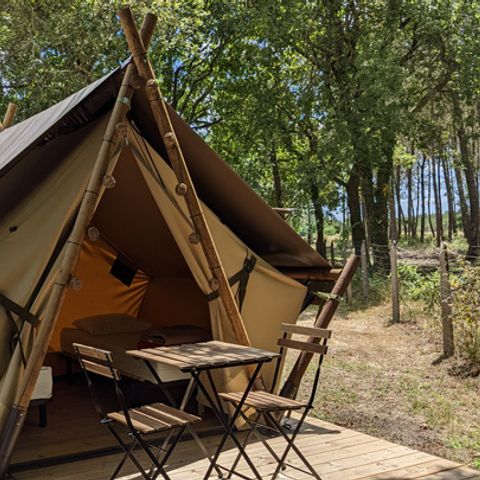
[
  {"xmin": 73, "ymin": 343, "xmax": 200, "ymax": 480},
  {"xmin": 219, "ymin": 324, "xmax": 331, "ymax": 480}
]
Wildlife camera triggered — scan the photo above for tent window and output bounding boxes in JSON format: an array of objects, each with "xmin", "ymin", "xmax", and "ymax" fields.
[{"xmin": 110, "ymin": 255, "xmax": 137, "ymax": 286}]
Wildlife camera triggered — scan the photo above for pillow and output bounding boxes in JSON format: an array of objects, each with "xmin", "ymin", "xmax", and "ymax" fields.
[{"xmin": 73, "ymin": 314, "xmax": 151, "ymax": 336}]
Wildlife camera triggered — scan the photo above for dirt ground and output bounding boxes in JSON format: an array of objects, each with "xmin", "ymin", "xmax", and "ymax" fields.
[{"xmin": 290, "ymin": 303, "xmax": 480, "ymax": 470}]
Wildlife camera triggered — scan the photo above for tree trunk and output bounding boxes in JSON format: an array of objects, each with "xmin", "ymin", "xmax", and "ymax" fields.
[
  {"xmin": 427, "ymin": 158, "xmax": 436, "ymax": 239},
  {"xmin": 454, "ymin": 164, "xmax": 471, "ymax": 242},
  {"xmin": 363, "ymin": 162, "xmax": 391, "ymax": 270},
  {"xmin": 431, "ymin": 152, "xmax": 443, "ymax": 246},
  {"xmin": 310, "ymin": 183, "xmax": 326, "ymax": 256},
  {"xmin": 395, "ymin": 165, "xmax": 404, "ymax": 238},
  {"xmin": 346, "ymin": 171, "xmax": 364, "ymax": 255},
  {"xmin": 270, "ymin": 146, "xmax": 283, "ymax": 208},
  {"xmin": 442, "ymin": 155, "xmax": 455, "ymax": 242},
  {"xmin": 420, "ymin": 154, "xmax": 426, "ymax": 242},
  {"xmin": 452, "ymin": 93, "xmax": 480, "ymax": 259},
  {"xmin": 407, "ymin": 166, "xmax": 415, "ymax": 238},
  {"xmin": 389, "ymin": 176, "xmax": 398, "ymax": 241}
]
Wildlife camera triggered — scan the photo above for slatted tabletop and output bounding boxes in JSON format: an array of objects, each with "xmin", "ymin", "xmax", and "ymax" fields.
[{"xmin": 127, "ymin": 340, "xmax": 279, "ymax": 372}]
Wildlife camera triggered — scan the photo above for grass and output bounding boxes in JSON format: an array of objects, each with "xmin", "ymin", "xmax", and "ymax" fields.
[{"xmin": 287, "ymin": 302, "xmax": 480, "ymax": 470}]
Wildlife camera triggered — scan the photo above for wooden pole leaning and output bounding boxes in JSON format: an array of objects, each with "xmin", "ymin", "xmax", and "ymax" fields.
[
  {"xmin": 118, "ymin": 7, "xmax": 252, "ymax": 353},
  {"xmin": 0, "ymin": 103, "xmax": 17, "ymax": 131},
  {"xmin": 0, "ymin": 16, "xmax": 157, "ymax": 478},
  {"xmin": 280, "ymin": 254, "xmax": 360, "ymax": 400}
]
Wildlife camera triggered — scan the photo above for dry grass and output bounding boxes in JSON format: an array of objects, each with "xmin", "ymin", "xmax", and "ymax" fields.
[{"xmin": 287, "ymin": 303, "xmax": 480, "ymax": 470}]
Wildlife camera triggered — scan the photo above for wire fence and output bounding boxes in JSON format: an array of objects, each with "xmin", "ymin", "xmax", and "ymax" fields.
[{"xmin": 330, "ymin": 239, "xmax": 480, "ymax": 359}]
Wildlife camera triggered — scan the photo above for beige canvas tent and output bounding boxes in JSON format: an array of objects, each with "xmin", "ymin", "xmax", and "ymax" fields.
[{"xmin": 0, "ymin": 40, "xmax": 343, "ymax": 472}]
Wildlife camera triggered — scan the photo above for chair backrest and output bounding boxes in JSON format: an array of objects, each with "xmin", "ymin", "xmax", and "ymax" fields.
[
  {"xmin": 73, "ymin": 343, "xmax": 126, "ymax": 420},
  {"xmin": 274, "ymin": 323, "xmax": 332, "ymax": 407},
  {"xmin": 277, "ymin": 324, "xmax": 331, "ymax": 355}
]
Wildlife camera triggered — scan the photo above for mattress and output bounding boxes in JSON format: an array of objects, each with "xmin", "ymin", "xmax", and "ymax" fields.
[{"xmin": 60, "ymin": 328, "xmax": 189, "ymax": 383}]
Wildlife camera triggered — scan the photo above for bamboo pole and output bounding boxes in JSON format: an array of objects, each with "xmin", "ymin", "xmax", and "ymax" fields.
[
  {"xmin": 280, "ymin": 254, "xmax": 360, "ymax": 400},
  {"xmin": 0, "ymin": 103, "xmax": 17, "ymax": 131},
  {"xmin": 0, "ymin": 16, "xmax": 157, "ymax": 477},
  {"xmin": 118, "ymin": 7, "xmax": 252, "ymax": 352}
]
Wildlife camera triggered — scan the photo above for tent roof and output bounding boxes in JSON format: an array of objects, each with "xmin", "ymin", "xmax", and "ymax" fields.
[{"xmin": 0, "ymin": 65, "xmax": 330, "ymax": 270}]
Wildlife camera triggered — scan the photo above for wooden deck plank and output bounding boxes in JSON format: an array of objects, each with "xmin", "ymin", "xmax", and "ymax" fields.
[{"xmin": 13, "ymin": 415, "xmax": 478, "ymax": 480}]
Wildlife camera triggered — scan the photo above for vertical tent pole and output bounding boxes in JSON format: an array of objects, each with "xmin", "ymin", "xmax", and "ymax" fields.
[
  {"xmin": 0, "ymin": 16, "xmax": 157, "ymax": 478},
  {"xmin": 0, "ymin": 103, "xmax": 17, "ymax": 131},
  {"xmin": 280, "ymin": 254, "xmax": 359, "ymax": 400},
  {"xmin": 118, "ymin": 8, "xmax": 254, "ymax": 354}
]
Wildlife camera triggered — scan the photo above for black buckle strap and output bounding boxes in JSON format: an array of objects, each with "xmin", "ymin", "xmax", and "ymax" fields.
[
  {"xmin": 0, "ymin": 292, "xmax": 40, "ymax": 367},
  {"xmin": 207, "ymin": 254, "xmax": 257, "ymax": 312}
]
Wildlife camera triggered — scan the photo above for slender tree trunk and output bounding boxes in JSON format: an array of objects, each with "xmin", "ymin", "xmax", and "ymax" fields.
[
  {"xmin": 407, "ymin": 166, "xmax": 415, "ymax": 238},
  {"xmin": 431, "ymin": 152, "xmax": 443, "ymax": 246},
  {"xmin": 442, "ymin": 155, "xmax": 455, "ymax": 242},
  {"xmin": 420, "ymin": 154, "xmax": 426, "ymax": 242},
  {"xmin": 454, "ymin": 164, "xmax": 471, "ymax": 241},
  {"xmin": 449, "ymin": 163, "xmax": 458, "ymax": 235},
  {"xmin": 389, "ymin": 176, "xmax": 398, "ymax": 241},
  {"xmin": 414, "ymin": 161, "xmax": 421, "ymax": 236},
  {"xmin": 452, "ymin": 93, "xmax": 480, "ymax": 258},
  {"xmin": 270, "ymin": 146, "xmax": 283, "ymax": 208},
  {"xmin": 427, "ymin": 157, "xmax": 436, "ymax": 239},
  {"xmin": 346, "ymin": 171, "xmax": 364, "ymax": 255},
  {"xmin": 395, "ymin": 165, "xmax": 404, "ymax": 238},
  {"xmin": 310, "ymin": 183, "xmax": 326, "ymax": 256}
]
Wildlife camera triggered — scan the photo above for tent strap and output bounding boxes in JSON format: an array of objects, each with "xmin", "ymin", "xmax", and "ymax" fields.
[
  {"xmin": 0, "ymin": 292, "xmax": 40, "ymax": 367},
  {"xmin": 207, "ymin": 254, "xmax": 257, "ymax": 312}
]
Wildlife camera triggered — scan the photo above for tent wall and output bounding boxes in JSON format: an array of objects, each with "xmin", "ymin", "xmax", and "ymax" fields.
[
  {"xmin": 0, "ymin": 116, "xmax": 109, "ymax": 428},
  {"xmin": 49, "ymin": 238, "xmax": 150, "ymax": 352},
  {"xmin": 128, "ymin": 124, "xmax": 308, "ymax": 389}
]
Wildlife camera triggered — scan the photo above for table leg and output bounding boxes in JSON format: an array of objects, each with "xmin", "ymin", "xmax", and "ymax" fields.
[
  {"xmin": 143, "ymin": 360, "xmax": 222, "ymax": 477},
  {"xmin": 192, "ymin": 362, "xmax": 264, "ymax": 480}
]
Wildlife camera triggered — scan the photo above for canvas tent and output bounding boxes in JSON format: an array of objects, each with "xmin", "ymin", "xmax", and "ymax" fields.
[{"xmin": 0, "ymin": 52, "xmax": 336, "ymax": 469}]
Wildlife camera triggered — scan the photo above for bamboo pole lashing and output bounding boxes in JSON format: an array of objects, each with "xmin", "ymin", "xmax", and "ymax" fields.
[
  {"xmin": 118, "ymin": 7, "xmax": 252, "ymax": 353},
  {"xmin": 0, "ymin": 17, "xmax": 159, "ymax": 469}
]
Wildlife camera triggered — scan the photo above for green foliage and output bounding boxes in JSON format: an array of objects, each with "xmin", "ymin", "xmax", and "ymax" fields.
[
  {"xmin": 397, "ymin": 265, "xmax": 440, "ymax": 313},
  {"xmin": 451, "ymin": 266, "xmax": 480, "ymax": 364}
]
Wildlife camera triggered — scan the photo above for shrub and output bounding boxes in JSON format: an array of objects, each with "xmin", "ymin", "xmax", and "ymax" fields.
[
  {"xmin": 397, "ymin": 264, "xmax": 440, "ymax": 312},
  {"xmin": 451, "ymin": 266, "xmax": 480, "ymax": 364}
]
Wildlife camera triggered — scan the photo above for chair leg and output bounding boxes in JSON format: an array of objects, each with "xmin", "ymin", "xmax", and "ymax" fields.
[
  {"xmin": 109, "ymin": 437, "xmax": 139, "ymax": 480},
  {"xmin": 267, "ymin": 411, "xmax": 321, "ymax": 480},
  {"xmin": 107, "ymin": 425, "xmax": 151, "ymax": 480},
  {"xmin": 134, "ymin": 432, "xmax": 172, "ymax": 480}
]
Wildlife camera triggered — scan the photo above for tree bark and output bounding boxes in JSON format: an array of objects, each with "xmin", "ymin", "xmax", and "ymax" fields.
[
  {"xmin": 431, "ymin": 151, "xmax": 443, "ymax": 246},
  {"xmin": 310, "ymin": 183, "xmax": 326, "ymax": 256},
  {"xmin": 346, "ymin": 171, "xmax": 364, "ymax": 255},
  {"xmin": 442, "ymin": 155, "xmax": 455, "ymax": 242},
  {"xmin": 452, "ymin": 93, "xmax": 480, "ymax": 259},
  {"xmin": 270, "ymin": 146, "xmax": 283, "ymax": 208},
  {"xmin": 420, "ymin": 154, "xmax": 426, "ymax": 242},
  {"xmin": 454, "ymin": 164, "xmax": 470, "ymax": 241},
  {"xmin": 427, "ymin": 157, "xmax": 436, "ymax": 239}
]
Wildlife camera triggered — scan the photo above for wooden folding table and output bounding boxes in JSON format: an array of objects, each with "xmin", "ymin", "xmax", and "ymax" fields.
[{"xmin": 127, "ymin": 340, "xmax": 279, "ymax": 480}]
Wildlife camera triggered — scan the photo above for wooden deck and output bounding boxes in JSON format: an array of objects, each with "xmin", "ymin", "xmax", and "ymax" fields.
[{"xmin": 14, "ymin": 414, "xmax": 479, "ymax": 480}]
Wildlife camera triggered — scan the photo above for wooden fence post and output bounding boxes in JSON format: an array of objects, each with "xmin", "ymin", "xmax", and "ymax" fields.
[
  {"xmin": 439, "ymin": 242, "xmax": 454, "ymax": 357},
  {"xmin": 390, "ymin": 241, "xmax": 400, "ymax": 323},
  {"xmin": 330, "ymin": 241, "xmax": 335, "ymax": 267},
  {"xmin": 361, "ymin": 240, "xmax": 369, "ymax": 303}
]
